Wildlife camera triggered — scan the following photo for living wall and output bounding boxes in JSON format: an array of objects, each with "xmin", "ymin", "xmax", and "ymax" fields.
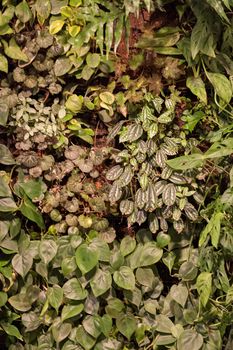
[{"xmin": 0, "ymin": 0, "xmax": 233, "ymax": 349}]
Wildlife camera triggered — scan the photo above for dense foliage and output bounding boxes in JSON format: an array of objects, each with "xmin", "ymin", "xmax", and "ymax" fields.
[{"xmin": 1, "ymin": 0, "xmax": 233, "ymax": 349}]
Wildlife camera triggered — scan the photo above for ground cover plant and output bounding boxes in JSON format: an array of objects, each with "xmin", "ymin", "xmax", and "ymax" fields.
[{"xmin": 0, "ymin": 0, "xmax": 233, "ymax": 349}]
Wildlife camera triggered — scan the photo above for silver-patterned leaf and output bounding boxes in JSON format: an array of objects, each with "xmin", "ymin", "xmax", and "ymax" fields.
[
  {"xmin": 135, "ymin": 188, "xmax": 147, "ymax": 209},
  {"xmin": 109, "ymin": 183, "xmax": 122, "ymax": 203},
  {"xmin": 139, "ymin": 173, "xmax": 148, "ymax": 191},
  {"xmin": 160, "ymin": 217, "xmax": 168, "ymax": 232},
  {"xmin": 164, "ymin": 137, "xmax": 179, "ymax": 152},
  {"xmin": 148, "ymin": 123, "xmax": 158, "ymax": 139},
  {"xmin": 162, "ymin": 184, "xmax": 176, "ymax": 206},
  {"xmin": 140, "ymin": 105, "xmax": 155, "ymax": 122},
  {"xmin": 172, "ymin": 207, "xmax": 182, "ymax": 221},
  {"xmin": 107, "ymin": 120, "xmax": 125, "ymax": 142},
  {"xmin": 184, "ymin": 203, "xmax": 198, "ymax": 221},
  {"xmin": 158, "ymin": 110, "xmax": 173, "ymax": 123},
  {"xmin": 147, "ymin": 139, "xmax": 157, "ymax": 157},
  {"xmin": 146, "ymin": 183, "xmax": 158, "ymax": 211},
  {"xmin": 138, "ymin": 140, "xmax": 147, "ymax": 154},
  {"xmin": 140, "ymin": 162, "xmax": 152, "ymax": 175},
  {"xmin": 127, "ymin": 210, "xmax": 137, "ymax": 225},
  {"xmin": 161, "ymin": 143, "xmax": 177, "ymax": 156},
  {"xmin": 155, "ymin": 149, "xmax": 167, "ymax": 168},
  {"xmin": 117, "ymin": 165, "xmax": 133, "ymax": 187},
  {"xmin": 106, "ymin": 165, "xmax": 124, "ymax": 181},
  {"xmin": 119, "ymin": 123, "xmax": 143, "ymax": 143},
  {"xmin": 162, "ymin": 206, "xmax": 173, "ymax": 219},
  {"xmin": 148, "ymin": 213, "xmax": 159, "ymax": 234},
  {"xmin": 136, "ymin": 152, "xmax": 146, "ymax": 163},
  {"xmin": 120, "ymin": 200, "xmax": 134, "ymax": 215},
  {"xmin": 173, "ymin": 219, "xmax": 184, "ymax": 233},
  {"xmin": 169, "ymin": 173, "xmax": 187, "ymax": 185},
  {"xmin": 136, "ymin": 210, "xmax": 147, "ymax": 225},
  {"xmin": 152, "ymin": 97, "xmax": 163, "ymax": 113},
  {"xmin": 161, "ymin": 166, "xmax": 173, "ymax": 180},
  {"xmin": 153, "ymin": 180, "xmax": 167, "ymax": 197}
]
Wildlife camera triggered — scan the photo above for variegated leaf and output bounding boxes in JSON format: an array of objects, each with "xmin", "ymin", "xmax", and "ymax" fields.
[
  {"xmin": 119, "ymin": 123, "xmax": 143, "ymax": 143},
  {"xmin": 109, "ymin": 183, "xmax": 122, "ymax": 203},
  {"xmin": 106, "ymin": 165, "xmax": 123, "ymax": 181},
  {"xmin": 117, "ymin": 165, "xmax": 133, "ymax": 187},
  {"xmin": 162, "ymin": 183, "xmax": 176, "ymax": 206},
  {"xmin": 147, "ymin": 139, "xmax": 157, "ymax": 157},
  {"xmin": 135, "ymin": 188, "xmax": 147, "ymax": 209},
  {"xmin": 136, "ymin": 210, "xmax": 147, "ymax": 225},
  {"xmin": 160, "ymin": 217, "xmax": 168, "ymax": 232},
  {"xmin": 149, "ymin": 213, "xmax": 159, "ymax": 234},
  {"xmin": 173, "ymin": 218, "xmax": 184, "ymax": 233},
  {"xmin": 161, "ymin": 166, "xmax": 173, "ymax": 180},
  {"xmin": 184, "ymin": 203, "xmax": 198, "ymax": 221},
  {"xmin": 155, "ymin": 149, "xmax": 167, "ymax": 168},
  {"xmin": 120, "ymin": 200, "xmax": 134, "ymax": 215}
]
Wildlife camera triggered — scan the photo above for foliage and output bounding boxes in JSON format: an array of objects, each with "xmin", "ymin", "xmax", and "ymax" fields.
[{"xmin": 0, "ymin": 0, "xmax": 233, "ymax": 349}]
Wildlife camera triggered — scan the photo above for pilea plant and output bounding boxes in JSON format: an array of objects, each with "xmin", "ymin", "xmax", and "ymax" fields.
[{"xmin": 106, "ymin": 92, "xmax": 201, "ymax": 233}]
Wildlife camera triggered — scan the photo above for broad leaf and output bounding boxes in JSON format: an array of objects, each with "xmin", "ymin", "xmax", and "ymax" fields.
[
  {"xmin": 116, "ymin": 314, "xmax": 136, "ymax": 340},
  {"xmin": 20, "ymin": 196, "xmax": 45, "ymax": 229},
  {"xmin": 12, "ymin": 253, "xmax": 33, "ymax": 278},
  {"xmin": 63, "ymin": 278, "xmax": 87, "ymax": 300},
  {"xmin": 186, "ymin": 76, "xmax": 207, "ymax": 104},
  {"xmin": 206, "ymin": 71, "xmax": 232, "ymax": 103},
  {"xmin": 48, "ymin": 285, "xmax": 63, "ymax": 312},
  {"xmin": 177, "ymin": 329, "xmax": 203, "ymax": 350},
  {"xmin": 90, "ymin": 269, "xmax": 112, "ymax": 297},
  {"xmin": 196, "ymin": 272, "xmax": 212, "ymax": 307},
  {"xmin": 113, "ymin": 266, "xmax": 135, "ymax": 290},
  {"xmin": 75, "ymin": 243, "xmax": 99, "ymax": 274},
  {"xmin": 39, "ymin": 240, "xmax": 57, "ymax": 264}
]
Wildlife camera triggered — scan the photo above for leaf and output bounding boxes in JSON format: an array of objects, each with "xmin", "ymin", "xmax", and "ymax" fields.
[
  {"xmin": 0, "ymin": 177, "xmax": 11, "ymax": 197},
  {"xmin": 186, "ymin": 76, "xmax": 207, "ymax": 104},
  {"xmin": 76, "ymin": 326, "xmax": 96, "ymax": 350},
  {"xmin": 3, "ymin": 38, "xmax": 28, "ymax": 62},
  {"xmin": 177, "ymin": 329, "xmax": 203, "ymax": 350},
  {"xmin": 48, "ymin": 285, "xmax": 63, "ymax": 312},
  {"xmin": 99, "ymin": 92, "xmax": 115, "ymax": 105},
  {"xmin": 0, "ymin": 144, "xmax": 15, "ymax": 165},
  {"xmin": 19, "ymin": 179, "xmax": 46, "ymax": 201},
  {"xmin": 0, "ymin": 197, "xmax": 18, "ymax": 212},
  {"xmin": 81, "ymin": 66, "xmax": 94, "ymax": 81},
  {"xmin": 8, "ymin": 294, "xmax": 32, "ymax": 312},
  {"xmin": 0, "ymin": 54, "xmax": 8, "ymax": 73},
  {"xmin": 120, "ymin": 236, "xmax": 136, "ymax": 256},
  {"xmin": 83, "ymin": 315, "xmax": 101, "ymax": 338},
  {"xmin": 61, "ymin": 304, "xmax": 84, "ymax": 321},
  {"xmin": 196, "ymin": 272, "xmax": 212, "ymax": 307},
  {"xmin": 206, "ymin": 0, "xmax": 229, "ymax": 22},
  {"xmin": 20, "ymin": 196, "xmax": 44, "ymax": 229},
  {"xmin": 136, "ymin": 268, "xmax": 155, "ymax": 288},
  {"xmin": 86, "ymin": 53, "xmax": 100, "ymax": 68},
  {"xmin": 12, "ymin": 253, "xmax": 33, "ymax": 278},
  {"xmin": 63, "ymin": 278, "xmax": 87, "ymax": 300},
  {"xmin": 76, "ymin": 243, "xmax": 99, "ymax": 274},
  {"xmin": 36, "ymin": 0, "xmax": 51, "ymax": 23},
  {"xmin": 90, "ymin": 269, "xmax": 112, "ymax": 297},
  {"xmin": 190, "ymin": 20, "xmax": 215, "ymax": 59},
  {"xmin": 52, "ymin": 319, "xmax": 72, "ymax": 344},
  {"xmin": 99, "ymin": 315, "xmax": 112, "ymax": 337},
  {"xmin": 15, "ymin": 1, "xmax": 32, "ymax": 23},
  {"xmin": 0, "ymin": 322, "xmax": 23, "ymax": 341},
  {"xmin": 113, "ymin": 266, "xmax": 135, "ymax": 290},
  {"xmin": 155, "ymin": 315, "xmax": 174, "ymax": 333},
  {"xmin": 54, "ymin": 57, "xmax": 73, "ymax": 76},
  {"xmin": 49, "ymin": 19, "xmax": 65, "ymax": 34},
  {"xmin": 66, "ymin": 94, "xmax": 83, "ymax": 113},
  {"xmin": 199, "ymin": 212, "xmax": 223, "ymax": 248},
  {"xmin": 116, "ymin": 314, "xmax": 136, "ymax": 340},
  {"xmin": 39, "ymin": 240, "xmax": 57, "ymax": 264},
  {"xmin": 167, "ymin": 153, "xmax": 204, "ymax": 170},
  {"xmin": 0, "ymin": 292, "xmax": 8, "ymax": 307},
  {"xmin": 0, "ymin": 103, "xmax": 9, "ymax": 126},
  {"xmin": 139, "ymin": 242, "xmax": 163, "ymax": 267},
  {"xmin": 170, "ymin": 284, "xmax": 188, "ymax": 307},
  {"xmin": 206, "ymin": 71, "xmax": 232, "ymax": 103}
]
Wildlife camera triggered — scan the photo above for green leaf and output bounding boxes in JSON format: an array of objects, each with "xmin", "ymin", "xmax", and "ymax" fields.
[
  {"xmin": 20, "ymin": 196, "xmax": 45, "ymax": 229},
  {"xmin": 0, "ymin": 103, "xmax": 9, "ymax": 126},
  {"xmin": 63, "ymin": 278, "xmax": 87, "ymax": 300},
  {"xmin": 86, "ymin": 53, "xmax": 101, "ymax": 68},
  {"xmin": 186, "ymin": 76, "xmax": 207, "ymax": 104},
  {"xmin": 0, "ymin": 176, "xmax": 11, "ymax": 197},
  {"xmin": 61, "ymin": 304, "xmax": 84, "ymax": 321},
  {"xmin": 0, "ymin": 197, "xmax": 18, "ymax": 212},
  {"xmin": 136, "ymin": 268, "xmax": 155, "ymax": 288},
  {"xmin": 76, "ymin": 325, "xmax": 96, "ymax": 350},
  {"xmin": 177, "ymin": 329, "xmax": 203, "ymax": 350},
  {"xmin": 15, "ymin": 1, "xmax": 32, "ymax": 23},
  {"xmin": 99, "ymin": 315, "xmax": 112, "ymax": 337},
  {"xmin": 206, "ymin": 71, "xmax": 232, "ymax": 103},
  {"xmin": 190, "ymin": 20, "xmax": 215, "ymax": 59},
  {"xmin": 12, "ymin": 253, "xmax": 33, "ymax": 278},
  {"xmin": 54, "ymin": 57, "xmax": 73, "ymax": 76},
  {"xmin": 81, "ymin": 66, "xmax": 94, "ymax": 81},
  {"xmin": 48, "ymin": 285, "xmax": 63, "ymax": 312},
  {"xmin": 8, "ymin": 293, "xmax": 32, "ymax": 312},
  {"xmin": 0, "ymin": 144, "xmax": 15, "ymax": 165},
  {"xmin": 99, "ymin": 92, "xmax": 115, "ymax": 105},
  {"xmin": 0, "ymin": 292, "xmax": 7, "ymax": 307},
  {"xmin": 39, "ymin": 240, "xmax": 57, "ymax": 264},
  {"xmin": 113, "ymin": 266, "xmax": 135, "ymax": 290},
  {"xmin": 83, "ymin": 315, "xmax": 101, "ymax": 338},
  {"xmin": 155, "ymin": 315, "xmax": 174, "ymax": 333},
  {"xmin": 139, "ymin": 242, "xmax": 163, "ymax": 266},
  {"xmin": 3, "ymin": 38, "xmax": 28, "ymax": 62},
  {"xmin": 36, "ymin": 0, "xmax": 51, "ymax": 23},
  {"xmin": 90, "ymin": 269, "xmax": 112, "ymax": 297},
  {"xmin": 120, "ymin": 236, "xmax": 136, "ymax": 256},
  {"xmin": 206, "ymin": 0, "xmax": 229, "ymax": 22},
  {"xmin": 0, "ymin": 54, "xmax": 8, "ymax": 73},
  {"xmin": 196, "ymin": 272, "xmax": 212, "ymax": 307},
  {"xmin": 66, "ymin": 95, "xmax": 83, "ymax": 113},
  {"xmin": 19, "ymin": 178, "xmax": 46, "ymax": 201},
  {"xmin": 52, "ymin": 318, "xmax": 72, "ymax": 343},
  {"xmin": 167, "ymin": 153, "xmax": 204, "ymax": 170},
  {"xmin": 0, "ymin": 322, "xmax": 23, "ymax": 341},
  {"xmin": 116, "ymin": 314, "xmax": 136, "ymax": 340},
  {"xmin": 199, "ymin": 212, "xmax": 223, "ymax": 248},
  {"xmin": 49, "ymin": 19, "xmax": 65, "ymax": 34},
  {"xmin": 75, "ymin": 243, "xmax": 99, "ymax": 274},
  {"xmin": 170, "ymin": 284, "xmax": 188, "ymax": 307}
]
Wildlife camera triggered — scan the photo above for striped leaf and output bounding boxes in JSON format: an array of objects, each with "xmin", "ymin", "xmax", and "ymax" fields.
[
  {"xmin": 120, "ymin": 200, "xmax": 134, "ymax": 215},
  {"xmin": 109, "ymin": 183, "xmax": 122, "ymax": 203},
  {"xmin": 106, "ymin": 165, "xmax": 123, "ymax": 181},
  {"xmin": 119, "ymin": 124, "xmax": 143, "ymax": 143},
  {"xmin": 149, "ymin": 213, "xmax": 159, "ymax": 234},
  {"xmin": 155, "ymin": 149, "xmax": 167, "ymax": 168},
  {"xmin": 184, "ymin": 203, "xmax": 198, "ymax": 221},
  {"xmin": 162, "ymin": 184, "xmax": 176, "ymax": 206}
]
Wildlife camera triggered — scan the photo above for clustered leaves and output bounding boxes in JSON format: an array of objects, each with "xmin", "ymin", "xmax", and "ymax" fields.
[{"xmin": 1, "ymin": 0, "xmax": 233, "ymax": 349}]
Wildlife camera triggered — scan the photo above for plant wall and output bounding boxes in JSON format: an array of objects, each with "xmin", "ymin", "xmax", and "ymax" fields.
[{"xmin": 0, "ymin": 0, "xmax": 233, "ymax": 349}]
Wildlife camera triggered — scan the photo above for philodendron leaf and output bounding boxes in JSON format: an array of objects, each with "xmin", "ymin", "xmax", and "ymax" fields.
[
  {"xmin": 170, "ymin": 284, "xmax": 188, "ymax": 307},
  {"xmin": 63, "ymin": 278, "xmax": 87, "ymax": 300},
  {"xmin": 186, "ymin": 76, "xmax": 207, "ymax": 104},
  {"xmin": 20, "ymin": 196, "xmax": 45, "ymax": 229},
  {"xmin": 206, "ymin": 71, "xmax": 232, "ymax": 103},
  {"xmin": 75, "ymin": 243, "xmax": 99, "ymax": 274},
  {"xmin": 196, "ymin": 272, "xmax": 212, "ymax": 307},
  {"xmin": 76, "ymin": 325, "xmax": 96, "ymax": 350},
  {"xmin": 120, "ymin": 236, "xmax": 136, "ymax": 256},
  {"xmin": 0, "ymin": 144, "xmax": 15, "ymax": 165},
  {"xmin": 39, "ymin": 240, "xmax": 57, "ymax": 264},
  {"xmin": 8, "ymin": 293, "xmax": 32, "ymax": 312},
  {"xmin": 0, "ymin": 54, "xmax": 8, "ymax": 73},
  {"xmin": 0, "ymin": 176, "xmax": 12, "ymax": 197},
  {"xmin": 138, "ymin": 242, "xmax": 163, "ymax": 266},
  {"xmin": 61, "ymin": 304, "xmax": 84, "ymax": 321},
  {"xmin": 0, "ymin": 197, "xmax": 18, "ymax": 212},
  {"xmin": 90, "ymin": 269, "xmax": 112, "ymax": 297},
  {"xmin": 177, "ymin": 329, "xmax": 203, "ymax": 350},
  {"xmin": 15, "ymin": 0, "xmax": 32, "ymax": 23},
  {"xmin": 48, "ymin": 285, "xmax": 63, "ymax": 312},
  {"xmin": 0, "ymin": 322, "xmax": 23, "ymax": 341},
  {"xmin": 86, "ymin": 53, "xmax": 101, "ymax": 68},
  {"xmin": 3, "ymin": 38, "xmax": 28, "ymax": 62},
  {"xmin": 12, "ymin": 252, "xmax": 33, "ymax": 278},
  {"xmin": 116, "ymin": 314, "xmax": 137, "ymax": 340},
  {"xmin": 113, "ymin": 266, "xmax": 135, "ymax": 290},
  {"xmin": 49, "ymin": 19, "xmax": 65, "ymax": 34}
]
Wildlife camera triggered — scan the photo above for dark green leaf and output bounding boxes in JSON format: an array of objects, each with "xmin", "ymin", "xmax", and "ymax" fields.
[{"xmin": 20, "ymin": 196, "xmax": 44, "ymax": 229}]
